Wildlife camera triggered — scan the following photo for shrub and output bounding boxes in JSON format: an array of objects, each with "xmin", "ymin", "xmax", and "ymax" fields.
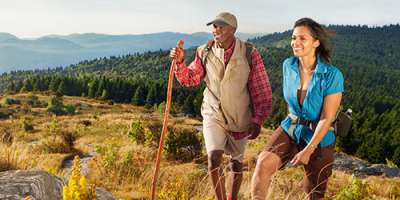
[
  {"xmin": 127, "ymin": 120, "xmax": 146, "ymax": 144},
  {"xmin": 92, "ymin": 142, "xmax": 152, "ymax": 186},
  {"xmin": 2, "ymin": 98, "xmax": 21, "ymax": 106},
  {"xmin": 80, "ymin": 120, "xmax": 92, "ymax": 127},
  {"xmin": 20, "ymin": 116, "xmax": 34, "ymax": 132},
  {"xmin": 47, "ymin": 95, "xmax": 65, "ymax": 115},
  {"xmin": 65, "ymin": 104, "xmax": 76, "ymax": 115},
  {"xmin": 165, "ymin": 128, "xmax": 202, "ymax": 162},
  {"xmin": 60, "ymin": 131, "xmax": 79, "ymax": 149},
  {"xmin": 38, "ymin": 119, "xmax": 78, "ymax": 153},
  {"xmin": 95, "ymin": 143, "xmax": 119, "ymax": 170},
  {"xmin": 39, "ymin": 137, "xmax": 73, "ymax": 153},
  {"xmin": 144, "ymin": 120, "xmax": 162, "ymax": 147},
  {"xmin": 157, "ymin": 102, "xmax": 175, "ymax": 114},
  {"xmin": 0, "ymin": 109, "xmax": 12, "ymax": 119},
  {"xmin": 0, "ymin": 128, "xmax": 13, "ymax": 144},
  {"xmin": 334, "ymin": 175, "xmax": 372, "ymax": 200},
  {"xmin": 26, "ymin": 94, "xmax": 41, "ymax": 107}
]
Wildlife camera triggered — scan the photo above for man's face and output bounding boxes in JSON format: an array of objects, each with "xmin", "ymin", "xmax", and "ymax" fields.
[{"xmin": 212, "ymin": 24, "xmax": 235, "ymax": 44}]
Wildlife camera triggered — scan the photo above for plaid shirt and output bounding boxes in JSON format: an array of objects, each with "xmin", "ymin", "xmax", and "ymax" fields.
[{"xmin": 175, "ymin": 40, "xmax": 272, "ymax": 139}]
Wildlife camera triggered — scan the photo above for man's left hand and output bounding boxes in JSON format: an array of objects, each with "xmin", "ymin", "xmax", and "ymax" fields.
[{"xmin": 247, "ymin": 123, "xmax": 261, "ymax": 140}]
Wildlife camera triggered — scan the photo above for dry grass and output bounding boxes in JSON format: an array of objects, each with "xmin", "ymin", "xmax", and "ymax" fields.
[
  {"xmin": 0, "ymin": 143, "xmax": 35, "ymax": 172},
  {"xmin": 1, "ymin": 93, "xmax": 400, "ymax": 200}
]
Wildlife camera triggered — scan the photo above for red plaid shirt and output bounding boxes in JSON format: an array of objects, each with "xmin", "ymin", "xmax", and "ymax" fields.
[{"xmin": 175, "ymin": 40, "xmax": 272, "ymax": 139}]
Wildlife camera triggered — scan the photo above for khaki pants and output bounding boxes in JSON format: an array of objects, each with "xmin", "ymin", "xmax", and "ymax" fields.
[{"xmin": 203, "ymin": 119, "xmax": 248, "ymax": 162}]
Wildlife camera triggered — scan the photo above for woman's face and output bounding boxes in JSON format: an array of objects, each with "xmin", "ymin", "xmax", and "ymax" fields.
[{"xmin": 291, "ymin": 26, "xmax": 320, "ymax": 58}]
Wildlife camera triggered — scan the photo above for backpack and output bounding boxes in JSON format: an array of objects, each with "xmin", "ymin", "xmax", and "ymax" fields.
[
  {"xmin": 201, "ymin": 40, "xmax": 254, "ymax": 69},
  {"xmin": 332, "ymin": 108, "xmax": 352, "ymax": 137},
  {"xmin": 320, "ymin": 72, "xmax": 353, "ymax": 137}
]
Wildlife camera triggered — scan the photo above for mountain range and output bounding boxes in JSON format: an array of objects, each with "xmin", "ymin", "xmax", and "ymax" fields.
[{"xmin": 0, "ymin": 32, "xmax": 264, "ymax": 73}]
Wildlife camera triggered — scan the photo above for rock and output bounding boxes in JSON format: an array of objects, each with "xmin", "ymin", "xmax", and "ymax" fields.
[
  {"xmin": 0, "ymin": 170, "xmax": 64, "ymax": 200},
  {"xmin": 333, "ymin": 152, "xmax": 400, "ymax": 178},
  {"xmin": 370, "ymin": 164, "xmax": 400, "ymax": 177},
  {"xmin": 0, "ymin": 170, "xmax": 116, "ymax": 200}
]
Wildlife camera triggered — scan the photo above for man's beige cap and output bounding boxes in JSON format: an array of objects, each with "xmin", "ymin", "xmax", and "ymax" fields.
[{"xmin": 206, "ymin": 12, "xmax": 237, "ymax": 28}]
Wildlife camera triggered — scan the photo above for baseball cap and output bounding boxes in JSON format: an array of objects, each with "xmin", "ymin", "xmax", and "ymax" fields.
[{"xmin": 206, "ymin": 12, "xmax": 237, "ymax": 28}]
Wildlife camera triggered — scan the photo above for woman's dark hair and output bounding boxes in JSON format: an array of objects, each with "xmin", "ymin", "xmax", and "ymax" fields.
[{"xmin": 294, "ymin": 18, "xmax": 335, "ymax": 63}]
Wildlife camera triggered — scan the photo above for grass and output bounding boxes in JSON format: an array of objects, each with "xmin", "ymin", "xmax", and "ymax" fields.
[{"xmin": 1, "ymin": 93, "xmax": 400, "ymax": 200}]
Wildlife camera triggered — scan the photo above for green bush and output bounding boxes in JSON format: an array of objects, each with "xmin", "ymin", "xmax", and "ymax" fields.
[
  {"xmin": 128, "ymin": 120, "xmax": 146, "ymax": 144},
  {"xmin": 95, "ymin": 143, "xmax": 119, "ymax": 169},
  {"xmin": 334, "ymin": 175, "xmax": 372, "ymax": 200},
  {"xmin": 65, "ymin": 104, "xmax": 76, "ymax": 115},
  {"xmin": 164, "ymin": 128, "xmax": 202, "ymax": 162},
  {"xmin": 144, "ymin": 121, "xmax": 162, "ymax": 147},
  {"xmin": 157, "ymin": 102, "xmax": 175, "ymax": 114},
  {"xmin": 26, "ymin": 94, "xmax": 41, "ymax": 107},
  {"xmin": 20, "ymin": 116, "xmax": 34, "ymax": 132},
  {"xmin": 47, "ymin": 95, "xmax": 65, "ymax": 115},
  {"xmin": 60, "ymin": 131, "xmax": 79, "ymax": 149},
  {"xmin": 2, "ymin": 98, "xmax": 21, "ymax": 106},
  {"xmin": 0, "ymin": 109, "xmax": 12, "ymax": 119}
]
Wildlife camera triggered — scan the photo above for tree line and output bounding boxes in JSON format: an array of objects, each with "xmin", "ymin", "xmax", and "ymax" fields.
[{"xmin": 1, "ymin": 24, "xmax": 400, "ymax": 166}]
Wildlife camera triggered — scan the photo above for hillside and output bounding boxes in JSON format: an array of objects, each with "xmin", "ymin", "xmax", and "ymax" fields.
[
  {"xmin": 1, "ymin": 24, "xmax": 400, "ymax": 167},
  {"xmin": 0, "ymin": 32, "xmax": 264, "ymax": 73},
  {"xmin": 1, "ymin": 93, "xmax": 399, "ymax": 199}
]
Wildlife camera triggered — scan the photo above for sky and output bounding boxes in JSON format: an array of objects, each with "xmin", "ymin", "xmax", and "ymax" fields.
[{"xmin": 0, "ymin": 0, "xmax": 399, "ymax": 38}]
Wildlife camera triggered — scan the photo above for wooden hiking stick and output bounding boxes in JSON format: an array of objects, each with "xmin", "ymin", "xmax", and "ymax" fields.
[{"xmin": 151, "ymin": 40, "xmax": 184, "ymax": 200}]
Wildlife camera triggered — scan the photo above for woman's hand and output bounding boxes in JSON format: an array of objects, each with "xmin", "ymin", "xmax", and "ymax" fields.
[{"xmin": 290, "ymin": 146, "xmax": 315, "ymax": 165}]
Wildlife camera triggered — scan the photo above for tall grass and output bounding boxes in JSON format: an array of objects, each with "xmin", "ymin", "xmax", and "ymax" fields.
[{"xmin": 0, "ymin": 144, "xmax": 33, "ymax": 172}]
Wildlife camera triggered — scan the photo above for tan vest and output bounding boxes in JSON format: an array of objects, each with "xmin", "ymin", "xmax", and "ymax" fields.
[{"xmin": 199, "ymin": 38, "xmax": 252, "ymax": 132}]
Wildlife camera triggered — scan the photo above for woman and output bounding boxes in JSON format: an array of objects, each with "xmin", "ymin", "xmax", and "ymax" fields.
[{"xmin": 251, "ymin": 18, "xmax": 344, "ymax": 200}]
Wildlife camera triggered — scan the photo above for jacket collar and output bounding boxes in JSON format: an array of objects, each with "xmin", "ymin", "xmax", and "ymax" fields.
[{"xmin": 289, "ymin": 54, "xmax": 328, "ymax": 74}]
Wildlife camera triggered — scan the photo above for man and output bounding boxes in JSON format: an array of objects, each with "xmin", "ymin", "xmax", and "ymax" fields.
[{"xmin": 170, "ymin": 12, "xmax": 272, "ymax": 200}]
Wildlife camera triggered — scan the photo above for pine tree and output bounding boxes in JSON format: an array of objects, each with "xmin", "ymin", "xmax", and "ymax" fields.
[
  {"xmin": 145, "ymin": 84, "xmax": 156, "ymax": 108},
  {"xmin": 100, "ymin": 89, "xmax": 108, "ymax": 100},
  {"xmin": 49, "ymin": 77, "xmax": 60, "ymax": 92},
  {"xmin": 132, "ymin": 85, "xmax": 146, "ymax": 106},
  {"xmin": 57, "ymin": 80, "xmax": 68, "ymax": 95},
  {"xmin": 88, "ymin": 79, "xmax": 99, "ymax": 98}
]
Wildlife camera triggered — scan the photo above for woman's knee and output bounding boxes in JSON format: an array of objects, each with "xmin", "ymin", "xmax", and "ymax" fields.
[{"xmin": 255, "ymin": 151, "xmax": 281, "ymax": 172}]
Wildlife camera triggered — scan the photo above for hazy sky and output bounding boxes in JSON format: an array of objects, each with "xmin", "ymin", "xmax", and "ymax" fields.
[{"xmin": 1, "ymin": 0, "xmax": 399, "ymax": 38}]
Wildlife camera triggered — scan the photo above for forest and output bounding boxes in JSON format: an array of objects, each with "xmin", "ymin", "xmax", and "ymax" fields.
[{"xmin": 1, "ymin": 24, "xmax": 400, "ymax": 166}]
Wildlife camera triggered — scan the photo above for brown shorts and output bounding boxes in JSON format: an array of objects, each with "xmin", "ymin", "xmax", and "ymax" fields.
[{"xmin": 265, "ymin": 127, "xmax": 335, "ymax": 200}]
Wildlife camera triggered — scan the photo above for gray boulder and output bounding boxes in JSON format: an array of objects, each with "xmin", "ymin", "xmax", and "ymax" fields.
[{"xmin": 0, "ymin": 170, "xmax": 116, "ymax": 200}]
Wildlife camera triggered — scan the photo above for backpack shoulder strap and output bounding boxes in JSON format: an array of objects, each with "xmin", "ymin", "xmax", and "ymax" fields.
[
  {"xmin": 244, "ymin": 42, "xmax": 255, "ymax": 69},
  {"xmin": 201, "ymin": 40, "xmax": 255, "ymax": 69},
  {"xmin": 201, "ymin": 40, "xmax": 214, "ymax": 66}
]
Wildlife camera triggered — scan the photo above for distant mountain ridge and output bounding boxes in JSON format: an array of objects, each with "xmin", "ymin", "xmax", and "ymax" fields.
[{"xmin": 0, "ymin": 32, "xmax": 264, "ymax": 73}]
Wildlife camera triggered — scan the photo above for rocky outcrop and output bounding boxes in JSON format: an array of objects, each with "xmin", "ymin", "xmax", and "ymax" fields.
[
  {"xmin": 0, "ymin": 170, "xmax": 116, "ymax": 200},
  {"xmin": 333, "ymin": 152, "xmax": 400, "ymax": 177}
]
